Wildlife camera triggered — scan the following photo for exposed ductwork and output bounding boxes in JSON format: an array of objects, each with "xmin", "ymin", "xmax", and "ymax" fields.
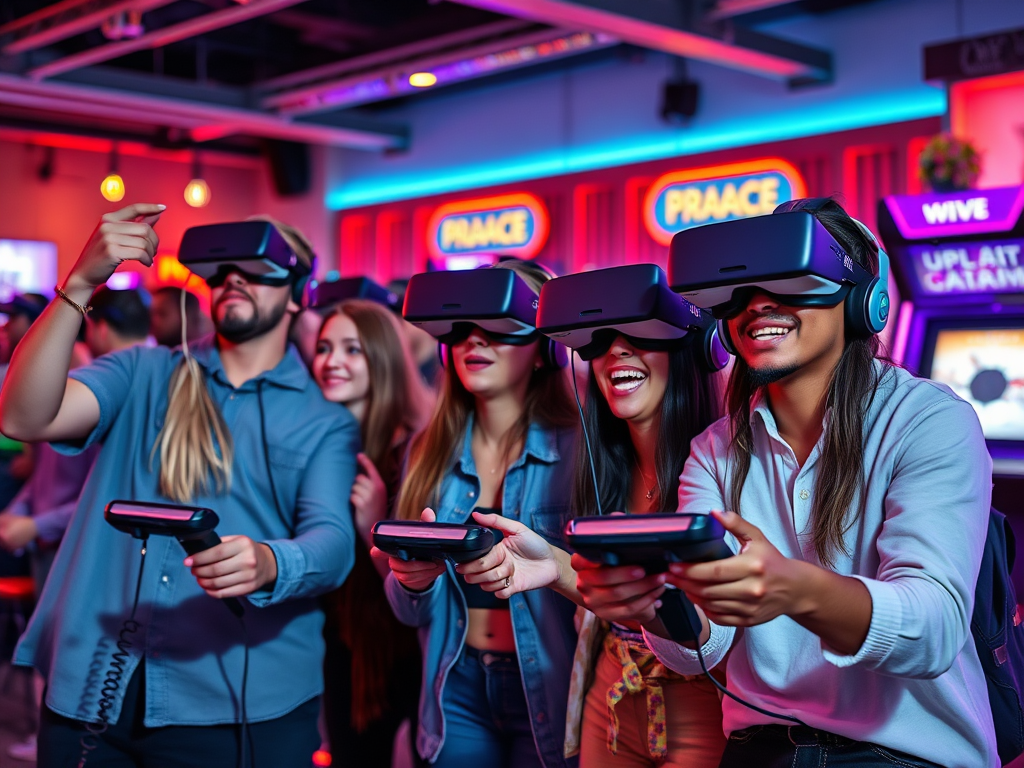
[
  {"xmin": 27, "ymin": 0, "xmax": 312, "ymax": 81},
  {"xmin": 0, "ymin": 73, "xmax": 408, "ymax": 150},
  {"xmin": 446, "ymin": 0, "xmax": 831, "ymax": 84},
  {"xmin": 0, "ymin": 0, "xmax": 177, "ymax": 55}
]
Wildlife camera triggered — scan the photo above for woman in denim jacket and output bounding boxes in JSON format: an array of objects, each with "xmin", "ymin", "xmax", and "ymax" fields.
[{"xmin": 376, "ymin": 259, "xmax": 579, "ymax": 768}]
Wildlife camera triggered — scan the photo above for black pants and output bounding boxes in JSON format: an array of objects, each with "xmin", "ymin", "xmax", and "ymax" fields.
[
  {"xmin": 38, "ymin": 664, "xmax": 320, "ymax": 768},
  {"xmin": 719, "ymin": 725, "xmax": 945, "ymax": 768}
]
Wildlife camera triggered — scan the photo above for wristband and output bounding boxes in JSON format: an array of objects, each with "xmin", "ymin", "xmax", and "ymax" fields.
[{"xmin": 54, "ymin": 285, "xmax": 92, "ymax": 316}]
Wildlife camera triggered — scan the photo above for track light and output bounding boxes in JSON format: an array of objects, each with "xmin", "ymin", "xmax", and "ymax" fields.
[{"xmin": 101, "ymin": 144, "xmax": 125, "ymax": 202}]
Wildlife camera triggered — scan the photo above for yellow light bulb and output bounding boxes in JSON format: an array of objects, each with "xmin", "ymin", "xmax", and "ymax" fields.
[
  {"xmin": 409, "ymin": 71, "xmax": 437, "ymax": 88},
  {"xmin": 184, "ymin": 178, "xmax": 211, "ymax": 207},
  {"xmin": 101, "ymin": 174, "xmax": 125, "ymax": 202}
]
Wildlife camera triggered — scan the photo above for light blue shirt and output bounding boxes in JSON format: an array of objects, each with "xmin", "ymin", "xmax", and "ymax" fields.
[
  {"xmin": 646, "ymin": 362, "xmax": 998, "ymax": 767},
  {"xmin": 385, "ymin": 417, "xmax": 579, "ymax": 768},
  {"xmin": 14, "ymin": 339, "xmax": 359, "ymax": 727}
]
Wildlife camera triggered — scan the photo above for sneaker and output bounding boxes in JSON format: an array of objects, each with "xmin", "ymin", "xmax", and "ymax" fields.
[{"xmin": 7, "ymin": 734, "xmax": 37, "ymax": 761}]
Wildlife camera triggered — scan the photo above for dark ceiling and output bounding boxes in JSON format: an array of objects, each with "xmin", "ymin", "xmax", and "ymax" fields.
[{"xmin": 0, "ymin": 0, "xmax": 884, "ymax": 155}]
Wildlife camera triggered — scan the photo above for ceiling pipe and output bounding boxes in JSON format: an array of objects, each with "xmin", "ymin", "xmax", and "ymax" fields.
[
  {"xmin": 0, "ymin": 73, "xmax": 408, "ymax": 149},
  {"xmin": 28, "ymin": 0, "xmax": 311, "ymax": 80},
  {"xmin": 705, "ymin": 0, "xmax": 803, "ymax": 21},
  {"xmin": 264, "ymin": 27, "xmax": 616, "ymax": 114},
  {"xmin": 1, "ymin": 0, "xmax": 177, "ymax": 54},
  {"xmin": 446, "ymin": 0, "xmax": 831, "ymax": 83},
  {"xmin": 260, "ymin": 18, "xmax": 533, "ymax": 92}
]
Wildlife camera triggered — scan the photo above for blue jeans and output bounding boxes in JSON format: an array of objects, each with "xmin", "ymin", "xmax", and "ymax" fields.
[
  {"xmin": 720, "ymin": 725, "xmax": 945, "ymax": 768},
  {"xmin": 432, "ymin": 646, "xmax": 542, "ymax": 768}
]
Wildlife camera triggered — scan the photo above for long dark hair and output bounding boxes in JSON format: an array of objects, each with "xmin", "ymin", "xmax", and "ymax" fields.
[
  {"xmin": 397, "ymin": 259, "xmax": 578, "ymax": 520},
  {"xmin": 726, "ymin": 198, "xmax": 892, "ymax": 568},
  {"xmin": 571, "ymin": 339, "xmax": 721, "ymax": 515}
]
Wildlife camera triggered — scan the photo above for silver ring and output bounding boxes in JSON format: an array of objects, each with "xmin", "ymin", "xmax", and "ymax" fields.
[{"xmin": 504, "ymin": 576, "xmax": 511, "ymax": 588}]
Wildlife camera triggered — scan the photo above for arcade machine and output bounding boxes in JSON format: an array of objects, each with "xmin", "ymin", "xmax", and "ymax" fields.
[{"xmin": 877, "ymin": 184, "xmax": 1024, "ymax": 522}]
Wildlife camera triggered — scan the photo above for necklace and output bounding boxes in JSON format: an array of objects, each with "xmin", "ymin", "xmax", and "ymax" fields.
[{"xmin": 633, "ymin": 455, "xmax": 656, "ymax": 501}]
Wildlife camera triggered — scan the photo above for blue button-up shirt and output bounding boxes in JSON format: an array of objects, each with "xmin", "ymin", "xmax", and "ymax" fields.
[
  {"xmin": 385, "ymin": 417, "xmax": 579, "ymax": 768},
  {"xmin": 14, "ymin": 339, "xmax": 359, "ymax": 727}
]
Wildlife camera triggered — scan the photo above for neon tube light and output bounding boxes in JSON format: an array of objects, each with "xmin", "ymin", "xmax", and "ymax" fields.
[{"xmin": 326, "ymin": 87, "xmax": 946, "ymax": 210}]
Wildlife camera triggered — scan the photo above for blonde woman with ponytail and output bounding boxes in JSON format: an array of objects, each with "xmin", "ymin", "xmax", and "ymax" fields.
[{"xmin": 0, "ymin": 203, "xmax": 360, "ymax": 767}]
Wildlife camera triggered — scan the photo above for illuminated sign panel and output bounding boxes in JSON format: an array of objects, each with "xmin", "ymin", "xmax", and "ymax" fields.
[
  {"xmin": 884, "ymin": 186, "xmax": 1024, "ymax": 240},
  {"xmin": 643, "ymin": 159, "xmax": 806, "ymax": 246},
  {"xmin": 909, "ymin": 239, "xmax": 1024, "ymax": 296},
  {"xmin": 427, "ymin": 193, "xmax": 549, "ymax": 260}
]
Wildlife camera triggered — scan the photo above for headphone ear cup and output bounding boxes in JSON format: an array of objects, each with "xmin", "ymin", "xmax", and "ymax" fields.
[
  {"xmin": 716, "ymin": 318, "xmax": 737, "ymax": 358},
  {"xmin": 292, "ymin": 275, "xmax": 310, "ymax": 307},
  {"xmin": 704, "ymin": 324, "xmax": 731, "ymax": 371},
  {"xmin": 547, "ymin": 338, "xmax": 567, "ymax": 369},
  {"xmin": 437, "ymin": 342, "xmax": 448, "ymax": 368},
  {"xmin": 844, "ymin": 280, "xmax": 874, "ymax": 338}
]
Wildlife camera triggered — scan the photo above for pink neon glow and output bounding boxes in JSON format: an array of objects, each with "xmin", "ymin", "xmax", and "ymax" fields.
[
  {"xmin": 571, "ymin": 516, "xmax": 695, "ymax": 534},
  {"xmin": 892, "ymin": 301, "xmax": 914, "ymax": 362},
  {"xmin": 375, "ymin": 524, "xmax": 468, "ymax": 540},
  {"xmin": 108, "ymin": 503, "xmax": 195, "ymax": 521},
  {"xmin": 884, "ymin": 186, "xmax": 1024, "ymax": 240}
]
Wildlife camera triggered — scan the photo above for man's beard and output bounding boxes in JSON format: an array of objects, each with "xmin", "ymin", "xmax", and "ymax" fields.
[
  {"xmin": 746, "ymin": 364, "xmax": 800, "ymax": 388},
  {"xmin": 214, "ymin": 290, "xmax": 290, "ymax": 344}
]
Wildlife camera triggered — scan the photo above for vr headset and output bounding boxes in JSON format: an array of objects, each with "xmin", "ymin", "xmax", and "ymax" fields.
[
  {"xmin": 536, "ymin": 264, "xmax": 728, "ymax": 371},
  {"xmin": 668, "ymin": 207, "xmax": 889, "ymax": 349},
  {"xmin": 178, "ymin": 221, "xmax": 314, "ymax": 304},
  {"xmin": 310, "ymin": 276, "xmax": 398, "ymax": 311},
  {"xmin": 403, "ymin": 267, "xmax": 566, "ymax": 369}
]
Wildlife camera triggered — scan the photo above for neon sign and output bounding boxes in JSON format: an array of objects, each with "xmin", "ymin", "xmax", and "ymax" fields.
[
  {"xmin": 884, "ymin": 186, "xmax": 1024, "ymax": 240},
  {"xmin": 909, "ymin": 239, "xmax": 1024, "ymax": 296},
  {"xmin": 643, "ymin": 159, "xmax": 806, "ymax": 246},
  {"xmin": 427, "ymin": 193, "xmax": 549, "ymax": 260}
]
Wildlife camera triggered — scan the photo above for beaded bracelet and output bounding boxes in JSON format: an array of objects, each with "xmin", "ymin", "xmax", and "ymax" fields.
[{"xmin": 54, "ymin": 285, "xmax": 93, "ymax": 316}]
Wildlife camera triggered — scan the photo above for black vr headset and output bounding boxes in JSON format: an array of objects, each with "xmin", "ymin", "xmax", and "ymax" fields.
[
  {"xmin": 178, "ymin": 221, "xmax": 315, "ymax": 306},
  {"xmin": 402, "ymin": 267, "xmax": 566, "ymax": 370},
  {"xmin": 535, "ymin": 264, "xmax": 729, "ymax": 371},
  {"xmin": 668, "ymin": 202, "xmax": 889, "ymax": 355},
  {"xmin": 309, "ymin": 276, "xmax": 399, "ymax": 311}
]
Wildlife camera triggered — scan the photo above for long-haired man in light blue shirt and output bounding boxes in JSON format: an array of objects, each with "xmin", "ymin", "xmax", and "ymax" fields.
[{"xmin": 572, "ymin": 198, "xmax": 998, "ymax": 768}]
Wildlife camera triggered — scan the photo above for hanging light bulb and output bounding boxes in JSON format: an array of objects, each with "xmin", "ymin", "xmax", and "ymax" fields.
[
  {"xmin": 184, "ymin": 150, "xmax": 211, "ymax": 207},
  {"xmin": 101, "ymin": 143, "xmax": 125, "ymax": 202}
]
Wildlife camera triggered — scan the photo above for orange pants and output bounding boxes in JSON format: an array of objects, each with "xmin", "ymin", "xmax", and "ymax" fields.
[{"xmin": 579, "ymin": 640, "xmax": 726, "ymax": 767}]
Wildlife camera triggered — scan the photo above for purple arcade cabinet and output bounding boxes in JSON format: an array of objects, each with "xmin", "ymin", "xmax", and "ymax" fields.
[{"xmin": 878, "ymin": 184, "xmax": 1024, "ymax": 560}]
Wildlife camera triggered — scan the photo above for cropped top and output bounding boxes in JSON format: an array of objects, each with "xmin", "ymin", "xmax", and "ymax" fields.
[{"xmin": 455, "ymin": 508, "xmax": 508, "ymax": 610}]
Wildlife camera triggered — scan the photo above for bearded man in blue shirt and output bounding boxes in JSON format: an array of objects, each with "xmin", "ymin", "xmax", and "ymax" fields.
[{"xmin": 0, "ymin": 203, "xmax": 359, "ymax": 767}]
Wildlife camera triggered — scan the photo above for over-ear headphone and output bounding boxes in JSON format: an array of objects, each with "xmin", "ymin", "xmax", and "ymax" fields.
[
  {"xmin": 774, "ymin": 198, "xmax": 889, "ymax": 338},
  {"xmin": 702, "ymin": 323, "xmax": 732, "ymax": 370},
  {"xmin": 290, "ymin": 255, "xmax": 317, "ymax": 308}
]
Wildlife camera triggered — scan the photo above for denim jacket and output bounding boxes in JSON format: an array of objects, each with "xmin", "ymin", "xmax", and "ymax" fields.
[{"xmin": 384, "ymin": 417, "xmax": 579, "ymax": 768}]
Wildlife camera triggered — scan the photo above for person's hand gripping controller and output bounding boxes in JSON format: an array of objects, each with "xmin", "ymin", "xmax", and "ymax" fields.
[{"xmin": 371, "ymin": 508, "xmax": 448, "ymax": 592}]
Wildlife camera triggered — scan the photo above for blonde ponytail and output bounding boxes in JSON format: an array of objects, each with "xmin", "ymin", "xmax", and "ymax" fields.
[{"xmin": 151, "ymin": 289, "xmax": 234, "ymax": 502}]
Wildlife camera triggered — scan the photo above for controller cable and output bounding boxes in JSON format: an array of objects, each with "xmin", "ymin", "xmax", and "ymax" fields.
[
  {"xmin": 78, "ymin": 537, "xmax": 149, "ymax": 767},
  {"xmin": 569, "ymin": 349, "xmax": 805, "ymax": 727}
]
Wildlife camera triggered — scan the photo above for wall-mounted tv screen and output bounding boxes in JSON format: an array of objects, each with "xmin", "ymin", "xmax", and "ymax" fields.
[
  {"xmin": 0, "ymin": 239, "xmax": 58, "ymax": 302},
  {"xmin": 923, "ymin": 325, "xmax": 1024, "ymax": 443}
]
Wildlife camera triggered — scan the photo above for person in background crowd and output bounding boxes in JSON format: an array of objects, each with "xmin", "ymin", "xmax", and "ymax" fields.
[
  {"xmin": 474, "ymin": 328, "xmax": 726, "ymax": 767},
  {"xmin": 386, "ymin": 278, "xmax": 442, "ymax": 388},
  {"xmin": 313, "ymin": 298, "xmax": 434, "ymax": 768},
  {"xmin": 150, "ymin": 285, "xmax": 212, "ymax": 347},
  {"xmin": 0, "ymin": 203, "xmax": 359, "ymax": 767},
  {"xmin": 85, "ymin": 286, "xmax": 152, "ymax": 356},
  {"xmin": 377, "ymin": 260, "xmax": 579, "ymax": 768},
  {"xmin": 578, "ymin": 199, "xmax": 997, "ymax": 768},
  {"xmin": 0, "ymin": 285, "xmax": 150, "ymax": 762}
]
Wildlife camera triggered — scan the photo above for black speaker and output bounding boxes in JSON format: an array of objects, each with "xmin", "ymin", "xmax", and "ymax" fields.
[
  {"xmin": 263, "ymin": 140, "xmax": 311, "ymax": 197},
  {"xmin": 661, "ymin": 80, "xmax": 700, "ymax": 123}
]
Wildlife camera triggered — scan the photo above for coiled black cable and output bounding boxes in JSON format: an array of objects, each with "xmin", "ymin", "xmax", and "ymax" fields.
[{"xmin": 78, "ymin": 538, "xmax": 149, "ymax": 768}]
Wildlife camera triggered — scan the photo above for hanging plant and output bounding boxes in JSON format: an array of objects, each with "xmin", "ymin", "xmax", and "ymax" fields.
[{"xmin": 918, "ymin": 133, "xmax": 981, "ymax": 193}]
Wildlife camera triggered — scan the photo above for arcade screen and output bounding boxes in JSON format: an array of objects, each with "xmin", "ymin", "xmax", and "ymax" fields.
[
  {"xmin": 0, "ymin": 239, "xmax": 58, "ymax": 302},
  {"xmin": 924, "ymin": 326, "xmax": 1024, "ymax": 442}
]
